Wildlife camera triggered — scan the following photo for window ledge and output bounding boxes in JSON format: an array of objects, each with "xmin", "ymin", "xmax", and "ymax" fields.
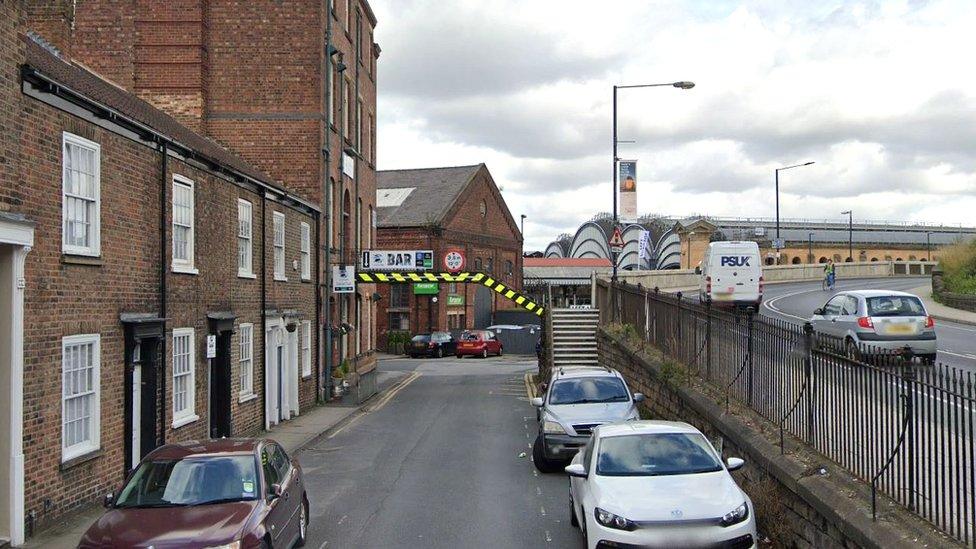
[
  {"xmin": 172, "ymin": 265, "xmax": 199, "ymax": 275},
  {"xmin": 239, "ymin": 393, "xmax": 259, "ymax": 404},
  {"xmin": 274, "ymin": 275, "xmax": 289, "ymax": 282},
  {"xmin": 238, "ymin": 272, "xmax": 257, "ymax": 280},
  {"xmin": 172, "ymin": 414, "xmax": 200, "ymax": 429},
  {"xmin": 61, "ymin": 448, "xmax": 103, "ymax": 471},
  {"xmin": 302, "ymin": 373, "xmax": 313, "ymax": 380},
  {"xmin": 301, "ymin": 277, "xmax": 311, "ymax": 283},
  {"xmin": 62, "ymin": 254, "xmax": 104, "ymax": 267}
]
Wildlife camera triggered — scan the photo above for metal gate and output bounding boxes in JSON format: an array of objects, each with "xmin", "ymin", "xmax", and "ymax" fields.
[{"xmin": 474, "ymin": 285, "xmax": 492, "ymax": 328}]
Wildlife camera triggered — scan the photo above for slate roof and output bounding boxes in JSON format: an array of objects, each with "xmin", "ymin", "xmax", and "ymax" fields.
[
  {"xmin": 375, "ymin": 165, "xmax": 483, "ymax": 227},
  {"xmin": 21, "ymin": 34, "xmax": 310, "ymax": 208}
]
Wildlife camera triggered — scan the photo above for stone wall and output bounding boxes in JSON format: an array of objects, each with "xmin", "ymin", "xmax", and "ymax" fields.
[
  {"xmin": 598, "ymin": 328, "xmax": 959, "ymax": 549},
  {"xmin": 932, "ymin": 268, "xmax": 976, "ymax": 313}
]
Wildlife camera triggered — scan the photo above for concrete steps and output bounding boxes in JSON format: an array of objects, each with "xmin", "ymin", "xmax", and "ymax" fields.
[{"xmin": 551, "ymin": 308, "xmax": 600, "ymax": 367}]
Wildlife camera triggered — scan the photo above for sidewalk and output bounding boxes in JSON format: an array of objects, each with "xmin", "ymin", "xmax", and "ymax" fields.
[
  {"xmin": 25, "ymin": 367, "xmax": 412, "ymax": 549},
  {"xmin": 910, "ymin": 283, "xmax": 976, "ymax": 326}
]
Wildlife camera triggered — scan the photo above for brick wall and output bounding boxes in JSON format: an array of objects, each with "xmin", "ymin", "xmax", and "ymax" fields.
[
  {"xmin": 0, "ymin": 0, "xmax": 23, "ymax": 211},
  {"xmin": 597, "ymin": 328, "xmax": 955, "ymax": 549}
]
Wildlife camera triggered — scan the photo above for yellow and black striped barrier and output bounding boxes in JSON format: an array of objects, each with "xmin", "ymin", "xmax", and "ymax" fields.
[{"xmin": 356, "ymin": 271, "xmax": 544, "ymax": 316}]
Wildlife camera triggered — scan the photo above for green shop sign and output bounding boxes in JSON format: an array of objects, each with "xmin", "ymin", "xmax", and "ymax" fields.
[
  {"xmin": 413, "ymin": 282, "xmax": 439, "ymax": 295},
  {"xmin": 447, "ymin": 294, "xmax": 465, "ymax": 306}
]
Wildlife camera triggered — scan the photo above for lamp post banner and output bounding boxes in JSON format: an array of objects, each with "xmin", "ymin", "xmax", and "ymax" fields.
[{"xmin": 618, "ymin": 160, "xmax": 637, "ymax": 221}]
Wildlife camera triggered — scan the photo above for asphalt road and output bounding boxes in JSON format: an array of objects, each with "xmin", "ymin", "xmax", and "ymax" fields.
[
  {"xmin": 760, "ymin": 277, "xmax": 976, "ymax": 370},
  {"xmin": 298, "ymin": 356, "xmax": 584, "ymax": 549}
]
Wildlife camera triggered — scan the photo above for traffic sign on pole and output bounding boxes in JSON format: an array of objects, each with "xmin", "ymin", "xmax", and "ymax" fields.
[{"xmin": 608, "ymin": 226, "xmax": 625, "ymax": 251}]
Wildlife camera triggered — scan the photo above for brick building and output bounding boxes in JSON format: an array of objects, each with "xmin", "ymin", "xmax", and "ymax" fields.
[
  {"xmin": 374, "ymin": 165, "xmax": 524, "ymax": 347},
  {"xmin": 63, "ymin": 0, "xmax": 382, "ymax": 394},
  {"xmin": 0, "ymin": 2, "xmax": 321, "ymax": 542}
]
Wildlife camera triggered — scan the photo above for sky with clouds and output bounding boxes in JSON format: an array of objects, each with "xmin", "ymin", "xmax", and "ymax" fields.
[{"xmin": 370, "ymin": 0, "xmax": 976, "ymax": 251}]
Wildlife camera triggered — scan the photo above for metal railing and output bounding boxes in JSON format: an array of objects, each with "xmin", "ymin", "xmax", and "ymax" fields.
[{"xmin": 598, "ymin": 280, "xmax": 976, "ymax": 547}]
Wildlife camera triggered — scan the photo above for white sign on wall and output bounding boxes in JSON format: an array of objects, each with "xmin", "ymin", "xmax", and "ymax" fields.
[
  {"xmin": 342, "ymin": 151, "xmax": 356, "ymax": 179},
  {"xmin": 361, "ymin": 250, "xmax": 434, "ymax": 271},
  {"xmin": 332, "ymin": 265, "xmax": 356, "ymax": 293},
  {"xmin": 206, "ymin": 335, "xmax": 217, "ymax": 359}
]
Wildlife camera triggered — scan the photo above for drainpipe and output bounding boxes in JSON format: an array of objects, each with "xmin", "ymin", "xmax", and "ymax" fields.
[
  {"xmin": 261, "ymin": 193, "xmax": 267, "ymax": 429},
  {"xmin": 158, "ymin": 141, "xmax": 168, "ymax": 445},
  {"xmin": 323, "ymin": 0, "xmax": 334, "ymax": 400},
  {"xmin": 314, "ymin": 212, "xmax": 321, "ymax": 403}
]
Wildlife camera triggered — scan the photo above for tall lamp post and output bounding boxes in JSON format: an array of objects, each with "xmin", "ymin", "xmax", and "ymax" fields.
[
  {"xmin": 808, "ymin": 232, "xmax": 814, "ymax": 263},
  {"xmin": 520, "ymin": 214, "xmax": 527, "ymax": 256},
  {"xmin": 611, "ymin": 80, "xmax": 695, "ymax": 282},
  {"xmin": 841, "ymin": 210, "xmax": 853, "ymax": 262},
  {"xmin": 926, "ymin": 231, "xmax": 932, "ymax": 261},
  {"xmin": 774, "ymin": 162, "xmax": 814, "ymax": 263}
]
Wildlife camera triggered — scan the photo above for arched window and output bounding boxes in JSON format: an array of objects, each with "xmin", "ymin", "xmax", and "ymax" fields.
[
  {"xmin": 765, "ymin": 257, "xmax": 775, "ymax": 266},
  {"xmin": 833, "ymin": 254, "xmax": 842, "ymax": 263},
  {"xmin": 844, "ymin": 257, "xmax": 853, "ymax": 262},
  {"xmin": 908, "ymin": 255, "xmax": 917, "ymax": 261},
  {"xmin": 870, "ymin": 257, "xmax": 878, "ymax": 262},
  {"xmin": 791, "ymin": 257, "xmax": 801, "ymax": 264},
  {"xmin": 896, "ymin": 257, "xmax": 903, "ymax": 261},
  {"xmin": 819, "ymin": 257, "xmax": 828, "ymax": 263}
]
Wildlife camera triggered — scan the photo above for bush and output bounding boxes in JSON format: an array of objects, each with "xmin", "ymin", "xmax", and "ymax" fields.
[{"xmin": 939, "ymin": 241, "xmax": 976, "ymax": 294}]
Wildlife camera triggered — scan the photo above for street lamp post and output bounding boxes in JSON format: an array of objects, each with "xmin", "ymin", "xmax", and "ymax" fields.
[
  {"xmin": 686, "ymin": 231, "xmax": 695, "ymax": 269},
  {"xmin": 841, "ymin": 210, "xmax": 853, "ymax": 262},
  {"xmin": 926, "ymin": 231, "xmax": 932, "ymax": 261},
  {"xmin": 774, "ymin": 162, "xmax": 814, "ymax": 262},
  {"xmin": 611, "ymin": 80, "xmax": 695, "ymax": 282},
  {"xmin": 808, "ymin": 232, "xmax": 813, "ymax": 263}
]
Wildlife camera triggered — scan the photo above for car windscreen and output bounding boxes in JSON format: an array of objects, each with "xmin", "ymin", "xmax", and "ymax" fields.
[
  {"xmin": 461, "ymin": 332, "xmax": 481, "ymax": 341},
  {"xmin": 411, "ymin": 335, "xmax": 431, "ymax": 342},
  {"xmin": 866, "ymin": 296, "xmax": 926, "ymax": 317},
  {"xmin": 548, "ymin": 377, "xmax": 629, "ymax": 405},
  {"xmin": 596, "ymin": 433, "xmax": 722, "ymax": 476},
  {"xmin": 114, "ymin": 455, "xmax": 259, "ymax": 508}
]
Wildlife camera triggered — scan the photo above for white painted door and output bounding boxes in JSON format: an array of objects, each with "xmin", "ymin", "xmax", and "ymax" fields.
[
  {"xmin": 131, "ymin": 364, "xmax": 141, "ymax": 467},
  {"xmin": 266, "ymin": 326, "xmax": 282, "ymax": 428},
  {"xmin": 288, "ymin": 330, "xmax": 299, "ymax": 417}
]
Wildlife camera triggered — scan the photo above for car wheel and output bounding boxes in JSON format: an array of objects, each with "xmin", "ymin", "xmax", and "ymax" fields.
[
  {"xmin": 456, "ymin": 354, "xmax": 463, "ymax": 359},
  {"xmin": 845, "ymin": 338, "xmax": 861, "ymax": 362},
  {"xmin": 498, "ymin": 346, "xmax": 503, "ymax": 357},
  {"xmin": 295, "ymin": 495, "xmax": 309, "ymax": 546},
  {"xmin": 920, "ymin": 354, "xmax": 936, "ymax": 365},
  {"xmin": 532, "ymin": 434, "xmax": 560, "ymax": 473},
  {"xmin": 569, "ymin": 496, "xmax": 579, "ymax": 527},
  {"xmin": 436, "ymin": 347, "xmax": 444, "ymax": 359},
  {"xmin": 481, "ymin": 349, "xmax": 488, "ymax": 359}
]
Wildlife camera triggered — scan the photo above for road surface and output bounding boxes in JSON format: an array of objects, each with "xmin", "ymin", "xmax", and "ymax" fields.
[{"xmin": 298, "ymin": 356, "xmax": 584, "ymax": 549}]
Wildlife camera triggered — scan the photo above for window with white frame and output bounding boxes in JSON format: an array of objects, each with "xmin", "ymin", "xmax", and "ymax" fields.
[
  {"xmin": 172, "ymin": 328, "xmax": 197, "ymax": 426},
  {"xmin": 238, "ymin": 199, "xmax": 253, "ymax": 277},
  {"xmin": 301, "ymin": 320, "xmax": 312, "ymax": 377},
  {"xmin": 300, "ymin": 222, "xmax": 311, "ymax": 281},
  {"xmin": 62, "ymin": 334, "xmax": 101, "ymax": 461},
  {"xmin": 273, "ymin": 212, "xmax": 286, "ymax": 280},
  {"xmin": 239, "ymin": 323, "xmax": 254, "ymax": 398},
  {"xmin": 172, "ymin": 176, "xmax": 196, "ymax": 272},
  {"xmin": 62, "ymin": 133, "xmax": 101, "ymax": 256}
]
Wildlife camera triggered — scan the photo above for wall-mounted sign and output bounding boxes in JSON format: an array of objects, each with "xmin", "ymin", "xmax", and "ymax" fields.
[
  {"xmin": 413, "ymin": 282, "xmax": 439, "ymax": 295},
  {"xmin": 446, "ymin": 294, "xmax": 465, "ymax": 306},
  {"xmin": 332, "ymin": 265, "xmax": 356, "ymax": 293},
  {"xmin": 206, "ymin": 335, "xmax": 217, "ymax": 359},
  {"xmin": 361, "ymin": 250, "xmax": 433, "ymax": 271},
  {"xmin": 443, "ymin": 249, "xmax": 466, "ymax": 273},
  {"xmin": 342, "ymin": 151, "xmax": 356, "ymax": 179}
]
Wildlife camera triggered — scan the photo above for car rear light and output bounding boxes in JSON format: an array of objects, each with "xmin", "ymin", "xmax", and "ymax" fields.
[
  {"xmin": 706, "ymin": 276, "xmax": 711, "ymax": 293},
  {"xmin": 926, "ymin": 316, "xmax": 935, "ymax": 328},
  {"xmin": 428, "ymin": 342, "xmax": 436, "ymax": 348},
  {"xmin": 857, "ymin": 316, "xmax": 874, "ymax": 329},
  {"xmin": 758, "ymin": 275, "xmax": 764, "ymax": 295}
]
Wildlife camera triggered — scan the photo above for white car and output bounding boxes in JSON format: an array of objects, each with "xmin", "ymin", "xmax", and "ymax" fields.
[{"xmin": 566, "ymin": 421, "xmax": 757, "ymax": 549}]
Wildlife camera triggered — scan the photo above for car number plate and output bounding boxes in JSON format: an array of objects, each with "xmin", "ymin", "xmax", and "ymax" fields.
[{"xmin": 887, "ymin": 323, "xmax": 913, "ymax": 334}]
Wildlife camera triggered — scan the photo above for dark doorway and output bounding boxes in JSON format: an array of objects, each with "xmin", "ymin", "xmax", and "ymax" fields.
[
  {"xmin": 210, "ymin": 331, "xmax": 233, "ymax": 438},
  {"xmin": 474, "ymin": 285, "xmax": 492, "ymax": 328},
  {"xmin": 124, "ymin": 336, "xmax": 160, "ymax": 473}
]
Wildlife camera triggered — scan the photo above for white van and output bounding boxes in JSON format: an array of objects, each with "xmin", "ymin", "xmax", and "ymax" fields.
[{"xmin": 697, "ymin": 241, "xmax": 764, "ymax": 308}]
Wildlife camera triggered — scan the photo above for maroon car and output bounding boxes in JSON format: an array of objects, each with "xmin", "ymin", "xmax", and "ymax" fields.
[
  {"xmin": 455, "ymin": 330, "xmax": 503, "ymax": 358},
  {"xmin": 79, "ymin": 439, "xmax": 308, "ymax": 549}
]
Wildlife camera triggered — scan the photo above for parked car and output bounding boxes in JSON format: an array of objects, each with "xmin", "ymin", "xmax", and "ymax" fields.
[
  {"xmin": 566, "ymin": 421, "xmax": 756, "ymax": 549},
  {"xmin": 697, "ymin": 241, "xmax": 764, "ymax": 308},
  {"xmin": 455, "ymin": 330, "xmax": 503, "ymax": 358},
  {"xmin": 407, "ymin": 332, "xmax": 457, "ymax": 358},
  {"xmin": 79, "ymin": 439, "xmax": 308, "ymax": 549},
  {"xmin": 810, "ymin": 290, "xmax": 937, "ymax": 363},
  {"xmin": 530, "ymin": 366, "xmax": 643, "ymax": 473}
]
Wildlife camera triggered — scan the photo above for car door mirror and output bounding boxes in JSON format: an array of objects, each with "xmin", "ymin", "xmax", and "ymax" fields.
[
  {"xmin": 813, "ymin": 307, "xmax": 825, "ymax": 316},
  {"xmin": 102, "ymin": 492, "xmax": 115, "ymax": 508},
  {"xmin": 269, "ymin": 483, "xmax": 284, "ymax": 500},
  {"xmin": 530, "ymin": 397, "xmax": 544, "ymax": 407},
  {"xmin": 726, "ymin": 457, "xmax": 745, "ymax": 471},
  {"xmin": 695, "ymin": 267, "xmax": 702, "ymax": 275},
  {"xmin": 632, "ymin": 393, "xmax": 645, "ymax": 403},
  {"xmin": 564, "ymin": 463, "xmax": 587, "ymax": 478}
]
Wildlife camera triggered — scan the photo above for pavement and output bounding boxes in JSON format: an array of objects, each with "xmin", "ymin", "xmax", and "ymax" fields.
[
  {"xmin": 909, "ymin": 283, "xmax": 976, "ymax": 326},
  {"xmin": 24, "ymin": 360, "xmax": 413, "ymax": 549},
  {"xmin": 299, "ymin": 354, "xmax": 583, "ymax": 549}
]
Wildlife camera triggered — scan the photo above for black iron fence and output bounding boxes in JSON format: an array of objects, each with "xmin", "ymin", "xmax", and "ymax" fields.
[{"xmin": 597, "ymin": 280, "xmax": 976, "ymax": 547}]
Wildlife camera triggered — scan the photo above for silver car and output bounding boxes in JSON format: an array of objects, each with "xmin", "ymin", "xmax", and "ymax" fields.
[
  {"xmin": 811, "ymin": 290, "xmax": 937, "ymax": 363},
  {"xmin": 531, "ymin": 366, "xmax": 643, "ymax": 473}
]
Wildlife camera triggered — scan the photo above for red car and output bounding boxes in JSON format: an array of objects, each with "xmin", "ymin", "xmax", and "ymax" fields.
[
  {"xmin": 79, "ymin": 438, "xmax": 308, "ymax": 549},
  {"xmin": 455, "ymin": 330, "xmax": 503, "ymax": 358}
]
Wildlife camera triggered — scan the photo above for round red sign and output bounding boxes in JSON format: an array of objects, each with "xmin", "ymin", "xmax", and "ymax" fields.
[{"xmin": 444, "ymin": 249, "xmax": 466, "ymax": 273}]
